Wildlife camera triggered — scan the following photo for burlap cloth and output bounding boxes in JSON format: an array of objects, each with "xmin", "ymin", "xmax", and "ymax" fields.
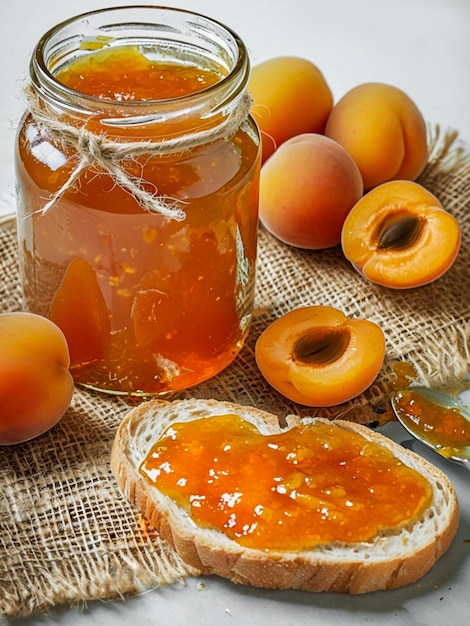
[{"xmin": 1, "ymin": 127, "xmax": 469, "ymax": 618}]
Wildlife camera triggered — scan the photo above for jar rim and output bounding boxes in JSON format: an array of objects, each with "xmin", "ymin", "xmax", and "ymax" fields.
[{"xmin": 30, "ymin": 5, "xmax": 250, "ymax": 121}]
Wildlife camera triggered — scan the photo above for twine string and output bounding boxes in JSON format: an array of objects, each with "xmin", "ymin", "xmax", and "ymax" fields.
[{"xmin": 24, "ymin": 84, "xmax": 253, "ymax": 220}]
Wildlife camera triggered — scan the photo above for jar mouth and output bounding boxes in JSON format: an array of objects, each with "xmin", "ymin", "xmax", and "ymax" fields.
[{"xmin": 30, "ymin": 5, "xmax": 250, "ymax": 125}]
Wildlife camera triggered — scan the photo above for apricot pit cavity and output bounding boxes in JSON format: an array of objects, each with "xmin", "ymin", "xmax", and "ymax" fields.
[
  {"xmin": 293, "ymin": 328, "xmax": 350, "ymax": 366},
  {"xmin": 377, "ymin": 214, "xmax": 424, "ymax": 250}
]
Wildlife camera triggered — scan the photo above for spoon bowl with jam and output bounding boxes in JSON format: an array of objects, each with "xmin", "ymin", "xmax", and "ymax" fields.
[{"xmin": 390, "ymin": 386, "xmax": 470, "ymax": 470}]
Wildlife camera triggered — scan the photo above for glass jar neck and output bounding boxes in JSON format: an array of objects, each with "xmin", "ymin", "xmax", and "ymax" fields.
[{"xmin": 28, "ymin": 6, "xmax": 251, "ymax": 139}]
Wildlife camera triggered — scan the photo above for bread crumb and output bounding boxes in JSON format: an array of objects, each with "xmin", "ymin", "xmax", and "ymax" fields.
[{"xmin": 196, "ymin": 582, "xmax": 207, "ymax": 591}]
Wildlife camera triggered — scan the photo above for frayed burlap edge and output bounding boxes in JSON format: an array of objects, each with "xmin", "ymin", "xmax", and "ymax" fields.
[{"xmin": 0, "ymin": 126, "xmax": 469, "ymax": 618}]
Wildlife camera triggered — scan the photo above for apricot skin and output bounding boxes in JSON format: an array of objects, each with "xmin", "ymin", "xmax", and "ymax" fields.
[
  {"xmin": 249, "ymin": 56, "xmax": 333, "ymax": 163},
  {"xmin": 259, "ymin": 133, "xmax": 363, "ymax": 249},
  {"xmin": 0, "ymin": 312, "xmax": 74, "ymax": 445},
  {"xmin": 325, "ymin": 83, "xmax": 428, "ymax": 190},
  {"xmin": 255, "ymin": 306, "xmax": 386, "ymax": 407},
  {"xmin": 341, "ymin": 180, "xmax": 461, "ymax": 289}
]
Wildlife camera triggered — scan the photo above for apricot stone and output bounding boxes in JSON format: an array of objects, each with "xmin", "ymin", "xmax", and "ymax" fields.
[
  {"xmin": 259, "ymin": 133, "xmax": 363, "ymax": 249},
  {"xmin": 249, "ymin": 56, "xmax": 333, "ymax": 162},
  {"xmin": 255, "ymin": 306, "xmax": 386, "ymax": 407},
  {"xmin": 325, "ymin": 82, "xmax": 428, "ymax": 190},
  {"xmin": 341, "ymin": 180, "xmax": 461, "ymax": 288}
]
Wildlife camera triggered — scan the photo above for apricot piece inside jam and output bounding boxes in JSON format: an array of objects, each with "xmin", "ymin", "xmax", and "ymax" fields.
[{"xmin": 140, "ymin": 414, "xmax": 432, "ymax": 551}]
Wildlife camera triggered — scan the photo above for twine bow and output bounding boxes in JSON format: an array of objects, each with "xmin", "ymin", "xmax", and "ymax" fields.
[{"xmin": 24, "ymin": 84, "xmax": 253, "ymax": 221}]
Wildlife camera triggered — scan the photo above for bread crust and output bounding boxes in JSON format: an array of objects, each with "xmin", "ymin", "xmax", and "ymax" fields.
[{"xmin": 110, "ymin": 398, "xmax": 459, "ymax": 594}]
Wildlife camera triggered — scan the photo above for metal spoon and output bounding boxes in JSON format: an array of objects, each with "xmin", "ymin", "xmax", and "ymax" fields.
[{"xmin": 390, "ymin": 385, "xmax": 470, "ymax": 470}]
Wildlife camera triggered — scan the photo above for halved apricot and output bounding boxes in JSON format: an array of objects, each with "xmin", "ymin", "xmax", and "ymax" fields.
[
  {"xmin": 341, "ymin": 180, "xmax": 461, "ymax": 288},
  {"xmin": 255, "ymin": 306, "xmax": 386, "ymax": 407}
]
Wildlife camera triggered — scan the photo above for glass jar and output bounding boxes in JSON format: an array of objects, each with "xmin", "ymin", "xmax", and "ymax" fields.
[{"xmin": 15, "ymin": 6, "xmax": 260, "ymax": 396}]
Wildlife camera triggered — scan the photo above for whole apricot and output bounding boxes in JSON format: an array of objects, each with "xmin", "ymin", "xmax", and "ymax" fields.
[
  {"xmin": 0, "ymin": 312, "xmax": 74, "ymax": 445},
  {"xmin": 249, "ymin": 56, "xmax": 333, "ymax": 162},
  {"xmin": 325, "ymin": 82, "xmax": 428, "ymax": 190},
  {"xmin": 255, "ymin": 306, "xmax": 386, "ymax": 407},
  {"xmin": 259, "ymin": 133, "xmax": 363, "ymax": 249},
  {"xmin": 341, "ymin": 180, "xmax": 461, "ymax": 288}
]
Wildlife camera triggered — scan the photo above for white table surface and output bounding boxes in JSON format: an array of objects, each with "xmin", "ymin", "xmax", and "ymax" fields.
[{"xmin": 1, "ymin": 1, "xmax": 469, "ymax": 625}]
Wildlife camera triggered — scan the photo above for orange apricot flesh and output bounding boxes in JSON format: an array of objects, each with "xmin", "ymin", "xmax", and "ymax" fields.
[
  {"xmin": 341, "ymin": 180, "xmax": 461, "ymax": 288},
  {"xmin": 255, "ymin": 306, "xmax": 386, "ymax": 407}
]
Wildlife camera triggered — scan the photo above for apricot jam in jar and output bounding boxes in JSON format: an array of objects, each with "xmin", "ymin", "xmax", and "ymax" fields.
[{"xmin": 15, "ymin": 7, "xmax": 260, "ymax": 395}]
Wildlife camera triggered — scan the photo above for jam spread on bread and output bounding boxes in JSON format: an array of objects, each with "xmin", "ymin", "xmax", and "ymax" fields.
[{"xmin": 140, "ymin": 414, "xmax": 432, "ymax": 550}]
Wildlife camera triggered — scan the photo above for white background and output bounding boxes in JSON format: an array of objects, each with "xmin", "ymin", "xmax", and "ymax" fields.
[{"xmin": 0, "ymin": 2, "xmax": 469, "ymax": 625}]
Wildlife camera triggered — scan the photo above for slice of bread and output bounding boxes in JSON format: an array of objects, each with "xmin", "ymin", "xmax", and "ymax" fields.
[{"xmin": 110, "ymin": 398, "xmax": 459, "ymax": 594}]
